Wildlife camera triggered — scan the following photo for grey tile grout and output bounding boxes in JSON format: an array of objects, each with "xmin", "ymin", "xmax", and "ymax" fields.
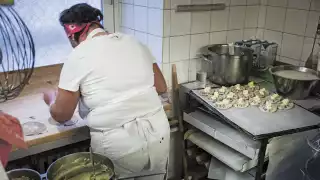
[
  {"xmin": 243, "ymin": 4, "xmax": 248, "ymax": 38},
  {"xmin": 188, "ymin": 6, "xmax": 194, "ymax": 81},
  {"xmin": 277, "ymin": 55, "xmax": 304, "ymax": 62},
  {"xmin": 121, "ymin": 26, "xmax": 259, "ymax": 38},
  {"xmin": 278, "ymin": 3, "xmax": 288, "ymax": 59},
  {"xmin": 124, "ymin": 1, "xmax": 315, "ymax": 68},
  {"xmin": 262, "ymin": 28, "xmax": 319, "ymax": 39},
  {"xmin": 168, "ymin": 2, "xmax": 172, "ymax": 65},
  {"xmin": 161, "ymin": 57, "xmax": 203, "ymax": 65},
  {"xmin": 264, "ymin": 5, "xmax": 316, "ymax": 12}
]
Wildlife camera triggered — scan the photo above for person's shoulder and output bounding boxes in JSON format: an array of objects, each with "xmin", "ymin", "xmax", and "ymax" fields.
[
  {"xmin": 63, "ymin": 46, "xmax": 88, "ymax": 66},
  {"xmin": 68, "ymin": 39, "xmax": 95, "ymax": 58},
  {"xmin": 112, "ymin": 32, "xmax": 131, "ymax": 39},
  {"xmin": 111, "ymin": 32, "xmax": 140, "ymax": 44}
]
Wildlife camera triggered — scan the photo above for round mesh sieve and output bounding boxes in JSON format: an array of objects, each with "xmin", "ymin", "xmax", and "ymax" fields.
[{"xmin": 0, "ymin": 7, "xmax": 35, "ymax": 102}]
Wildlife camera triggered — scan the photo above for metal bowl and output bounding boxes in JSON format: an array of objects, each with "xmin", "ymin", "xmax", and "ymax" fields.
[
  {"xmin": 7, "ymin": 168, "xmax": 41, "ymax": 180},
  {"xmin": 46, "ymin": 152, "xmax": 115, "ymax": 180},
  {"xmin": 269, "ymin": 65, "xmax": 320, "ymax": 100}
]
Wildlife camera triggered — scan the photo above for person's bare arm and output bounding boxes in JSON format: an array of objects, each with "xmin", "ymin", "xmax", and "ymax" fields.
[
  {"xmin": 48, "ymin": 88, "xmax": 80, "ymax": 123},
  {"xmin": 153, "ymin": 63, "xmax": 167, "ymax": 94}
]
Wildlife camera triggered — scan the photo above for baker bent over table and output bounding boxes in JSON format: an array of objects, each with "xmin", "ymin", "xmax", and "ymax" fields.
[{"xmin": 42, "ymin": 3, "xmax": 170, "ymax": 180}]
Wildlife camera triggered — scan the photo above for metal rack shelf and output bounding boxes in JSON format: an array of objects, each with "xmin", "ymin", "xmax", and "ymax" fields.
[{"xmin": 184, "ymin": 111, "xmax": 260, "ymax": 159}]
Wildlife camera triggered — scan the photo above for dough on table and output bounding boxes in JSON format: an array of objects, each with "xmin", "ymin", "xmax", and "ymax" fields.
[
  {"xmin": 255, "ymin": 88, "xmax": 269, "ymax": 98},
  {"xmin": 209, "ymin": 91, "xmax": 222, "ymax": 102},
  {"xmin": 22, "ymin": 122, "xmax": 47, "ymax": 136},
  {"xmin": 226, "ymin": 92, "xmax": 237, "ymax": 100},
  {"xmin": 268, "ymin": 93, "xmax": 283, "ymax": 103},
  {"xmin": 249, "ymin": 96, "xmax": 263, "ymax": 106},
  {"xmin": 234, "ymin": 98, "xmax": 249, "ymax": 108},
  {"xmin": 247, "ymin": 81, "xmax": 260, "ymax": 91},
  {"xmin": 239, "ymin": 90, "xmax": 252, "ymax": 100},
  {"xmin": 259, "ymin": 101, "xmax": 278, "ymax": 113},
  {"xmin": 200, "ymin": 87, "xmax": 212, "ymax": 96},
  {"xmin": 230, "ymin": 84, "xmax": 243, "ymax": 92},
  {"xmin": 48, "ymin": 118, "xmax": 78, "ymax": 126},
  {"xmin": 213, "ymin": 99, "xmax": 233, "ymax": 110},
  {"xmin": 278, "ymin": 99, "xmax": 295, "ymax": 110},
  {"xmin": 218, "ymin": 86, "xmax": 229, "ymax": 95}
]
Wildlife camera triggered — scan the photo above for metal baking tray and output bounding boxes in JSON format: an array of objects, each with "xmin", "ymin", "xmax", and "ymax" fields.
[{"xmin": 191, "ymin": 89, "xmax": 320, "ymax": 140}]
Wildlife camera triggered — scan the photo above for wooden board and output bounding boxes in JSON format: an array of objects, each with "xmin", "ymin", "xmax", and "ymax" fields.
[
  {"xmin": 0, "ymin": 64, "xmax": 172, "ymax": 153},
  {"xmin": 0, "ymin": 93, "xmax": 171, "ymax": 152},
  {"xmin": 0, "ymin": 94, "xmax": 87, "ymax": 150}
]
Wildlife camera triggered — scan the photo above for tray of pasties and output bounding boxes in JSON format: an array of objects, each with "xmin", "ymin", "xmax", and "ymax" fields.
[{"xmin": 190, "ymin": 83, "xmax": 320, "ymax": 137}]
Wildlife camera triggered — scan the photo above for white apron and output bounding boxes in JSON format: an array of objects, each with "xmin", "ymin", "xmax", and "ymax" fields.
[
  {"xmin": 78, "ymin": 29, "xmax": 170, "ymax": 179},
  {"xmin": 90, "ymin": 108, "xmax": 170, "ymax": 180},
  {"xmin": 0, "ymin": 163, "xmax": 8, "ymax": 180}
]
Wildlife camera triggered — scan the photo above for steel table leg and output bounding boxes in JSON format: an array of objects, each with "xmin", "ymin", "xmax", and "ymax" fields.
[{"xmin": 255, "ymin": 139, "xmax": 268, "ymax": 180}]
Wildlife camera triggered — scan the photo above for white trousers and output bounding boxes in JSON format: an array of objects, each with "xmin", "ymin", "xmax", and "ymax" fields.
[{"xmin": 90, "ymin": 108, "xmax": 170, "ymax": 180}]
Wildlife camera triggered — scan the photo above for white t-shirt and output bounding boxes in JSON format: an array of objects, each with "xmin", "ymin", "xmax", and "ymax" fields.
[{"xmin": 59, "ymin": 29, "xmax": 162, "ymax": 130}]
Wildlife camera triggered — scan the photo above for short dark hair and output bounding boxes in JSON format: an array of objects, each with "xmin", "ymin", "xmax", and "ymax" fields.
[
  {"xmin": 59, "ymin": 3, "xmax": 103, "ymax": 41},
  {"xmin": 59, "ymin": 3, "xmax": 103, "ymax": 25}
]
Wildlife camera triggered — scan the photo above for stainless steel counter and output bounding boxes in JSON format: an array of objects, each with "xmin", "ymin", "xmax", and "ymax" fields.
[{"xmin": 180, "ymin": 80, "xmax": 320, "ymax": 180}]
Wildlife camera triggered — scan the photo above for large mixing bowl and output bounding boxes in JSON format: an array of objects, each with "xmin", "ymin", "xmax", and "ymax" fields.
[
  {"xmin": 46, "ymin": 152, "xmax": 115, "ymax": 180},
  {"xmin": 7, "ymin": 168, "xmax": 41, "ymax": 180},
  {"xmin": 270, "ymin": 65, "xmax": 320, "ymax": 100}
]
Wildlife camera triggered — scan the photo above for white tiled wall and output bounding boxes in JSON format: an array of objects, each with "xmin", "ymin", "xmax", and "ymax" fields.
[
  {"xmin": 164, "ymin": 0, "xmax": 261, "ymax": 85},
  {"xmin": 120, "ymin": 0, "xmax": 320, "ymax": 85},
  {"xmin": 119, "ymin": 0, "xmax": 165, "ymax": 65},
  {"xmin": 258, "ymin": 0, "xmax": 320, "ymax": 66},
  {"xmin": 120, "ymin": 0, "xmax": 261, "ymax": 85}
]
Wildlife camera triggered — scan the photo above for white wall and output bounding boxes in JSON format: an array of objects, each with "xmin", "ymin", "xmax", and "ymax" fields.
[
  {"xmin": 120, "ymin": 0, "xmax": 261, "ymax": 86},
  {"xmin": 7, "ymin": 0, "xmax": 102, "ymax": 68},
  {"xmin": 162, "ymin": 0, "xmax": 260, "ymax": 85},
  {"xmin": 257, "ymin": 0, "xmax": 320, "ymax": 66},
  {"xmin": 119, "ymin": 0, "xmax": 165, "ymax": 64}
]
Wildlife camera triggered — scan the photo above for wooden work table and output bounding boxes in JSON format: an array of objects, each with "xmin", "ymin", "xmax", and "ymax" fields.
[{"xmin": 0, "ymin": 93, "xmax": 172, "ymax": 161}]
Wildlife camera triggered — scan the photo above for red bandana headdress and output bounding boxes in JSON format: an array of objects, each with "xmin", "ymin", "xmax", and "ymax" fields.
[{"xmin": 63, "ymin": 21, "xmax": 100, "ymax": 39}]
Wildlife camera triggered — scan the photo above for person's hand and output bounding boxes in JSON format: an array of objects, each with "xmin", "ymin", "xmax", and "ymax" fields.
[
  {"xmin": 0, "ymin": 112, "xmax": 20, "ymax": 126},
  {"xmin": 43, "ymin": 89, "xmax": 57, "ymax": 106},
  {"xmin": 0, "ymin": 112, "xmax": 26, "ymax": 167}
]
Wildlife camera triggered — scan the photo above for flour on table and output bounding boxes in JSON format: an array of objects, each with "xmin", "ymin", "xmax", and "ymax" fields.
[{"xmin": 22, "ymin": 122, "xmax": 47, "ymax": 136}]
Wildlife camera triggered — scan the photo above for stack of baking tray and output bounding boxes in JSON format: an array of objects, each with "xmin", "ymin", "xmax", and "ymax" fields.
[
  {"xmin": 184, "ymin": 110, "xmax": 261, "ymax": 173},
  {"xmin": 191, "ymin": 89, "xmax": 320, "ymax": 140},
  {"xmin": 182, "ymin": 85, "xmax": 320, "ymax": 179}
]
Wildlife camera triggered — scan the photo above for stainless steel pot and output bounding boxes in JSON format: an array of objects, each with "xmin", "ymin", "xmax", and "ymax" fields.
[
  {"xmin": 270, "ymin": 65, "xmax": 320, "ymax": 100},
  {"xmin": 46, "ymin": 152, "xmax": 115, "ymax": 180},
  {"xmin": 7, "ymin": 168, "xmax": 42, "ymax": 180},
  {"xmin": 46, "ymin": 152, "xmax": 166, "ymax": 180},
  {"xmin": 201, "ymin": 44, "xmax": 253, "ymax": 86}
]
